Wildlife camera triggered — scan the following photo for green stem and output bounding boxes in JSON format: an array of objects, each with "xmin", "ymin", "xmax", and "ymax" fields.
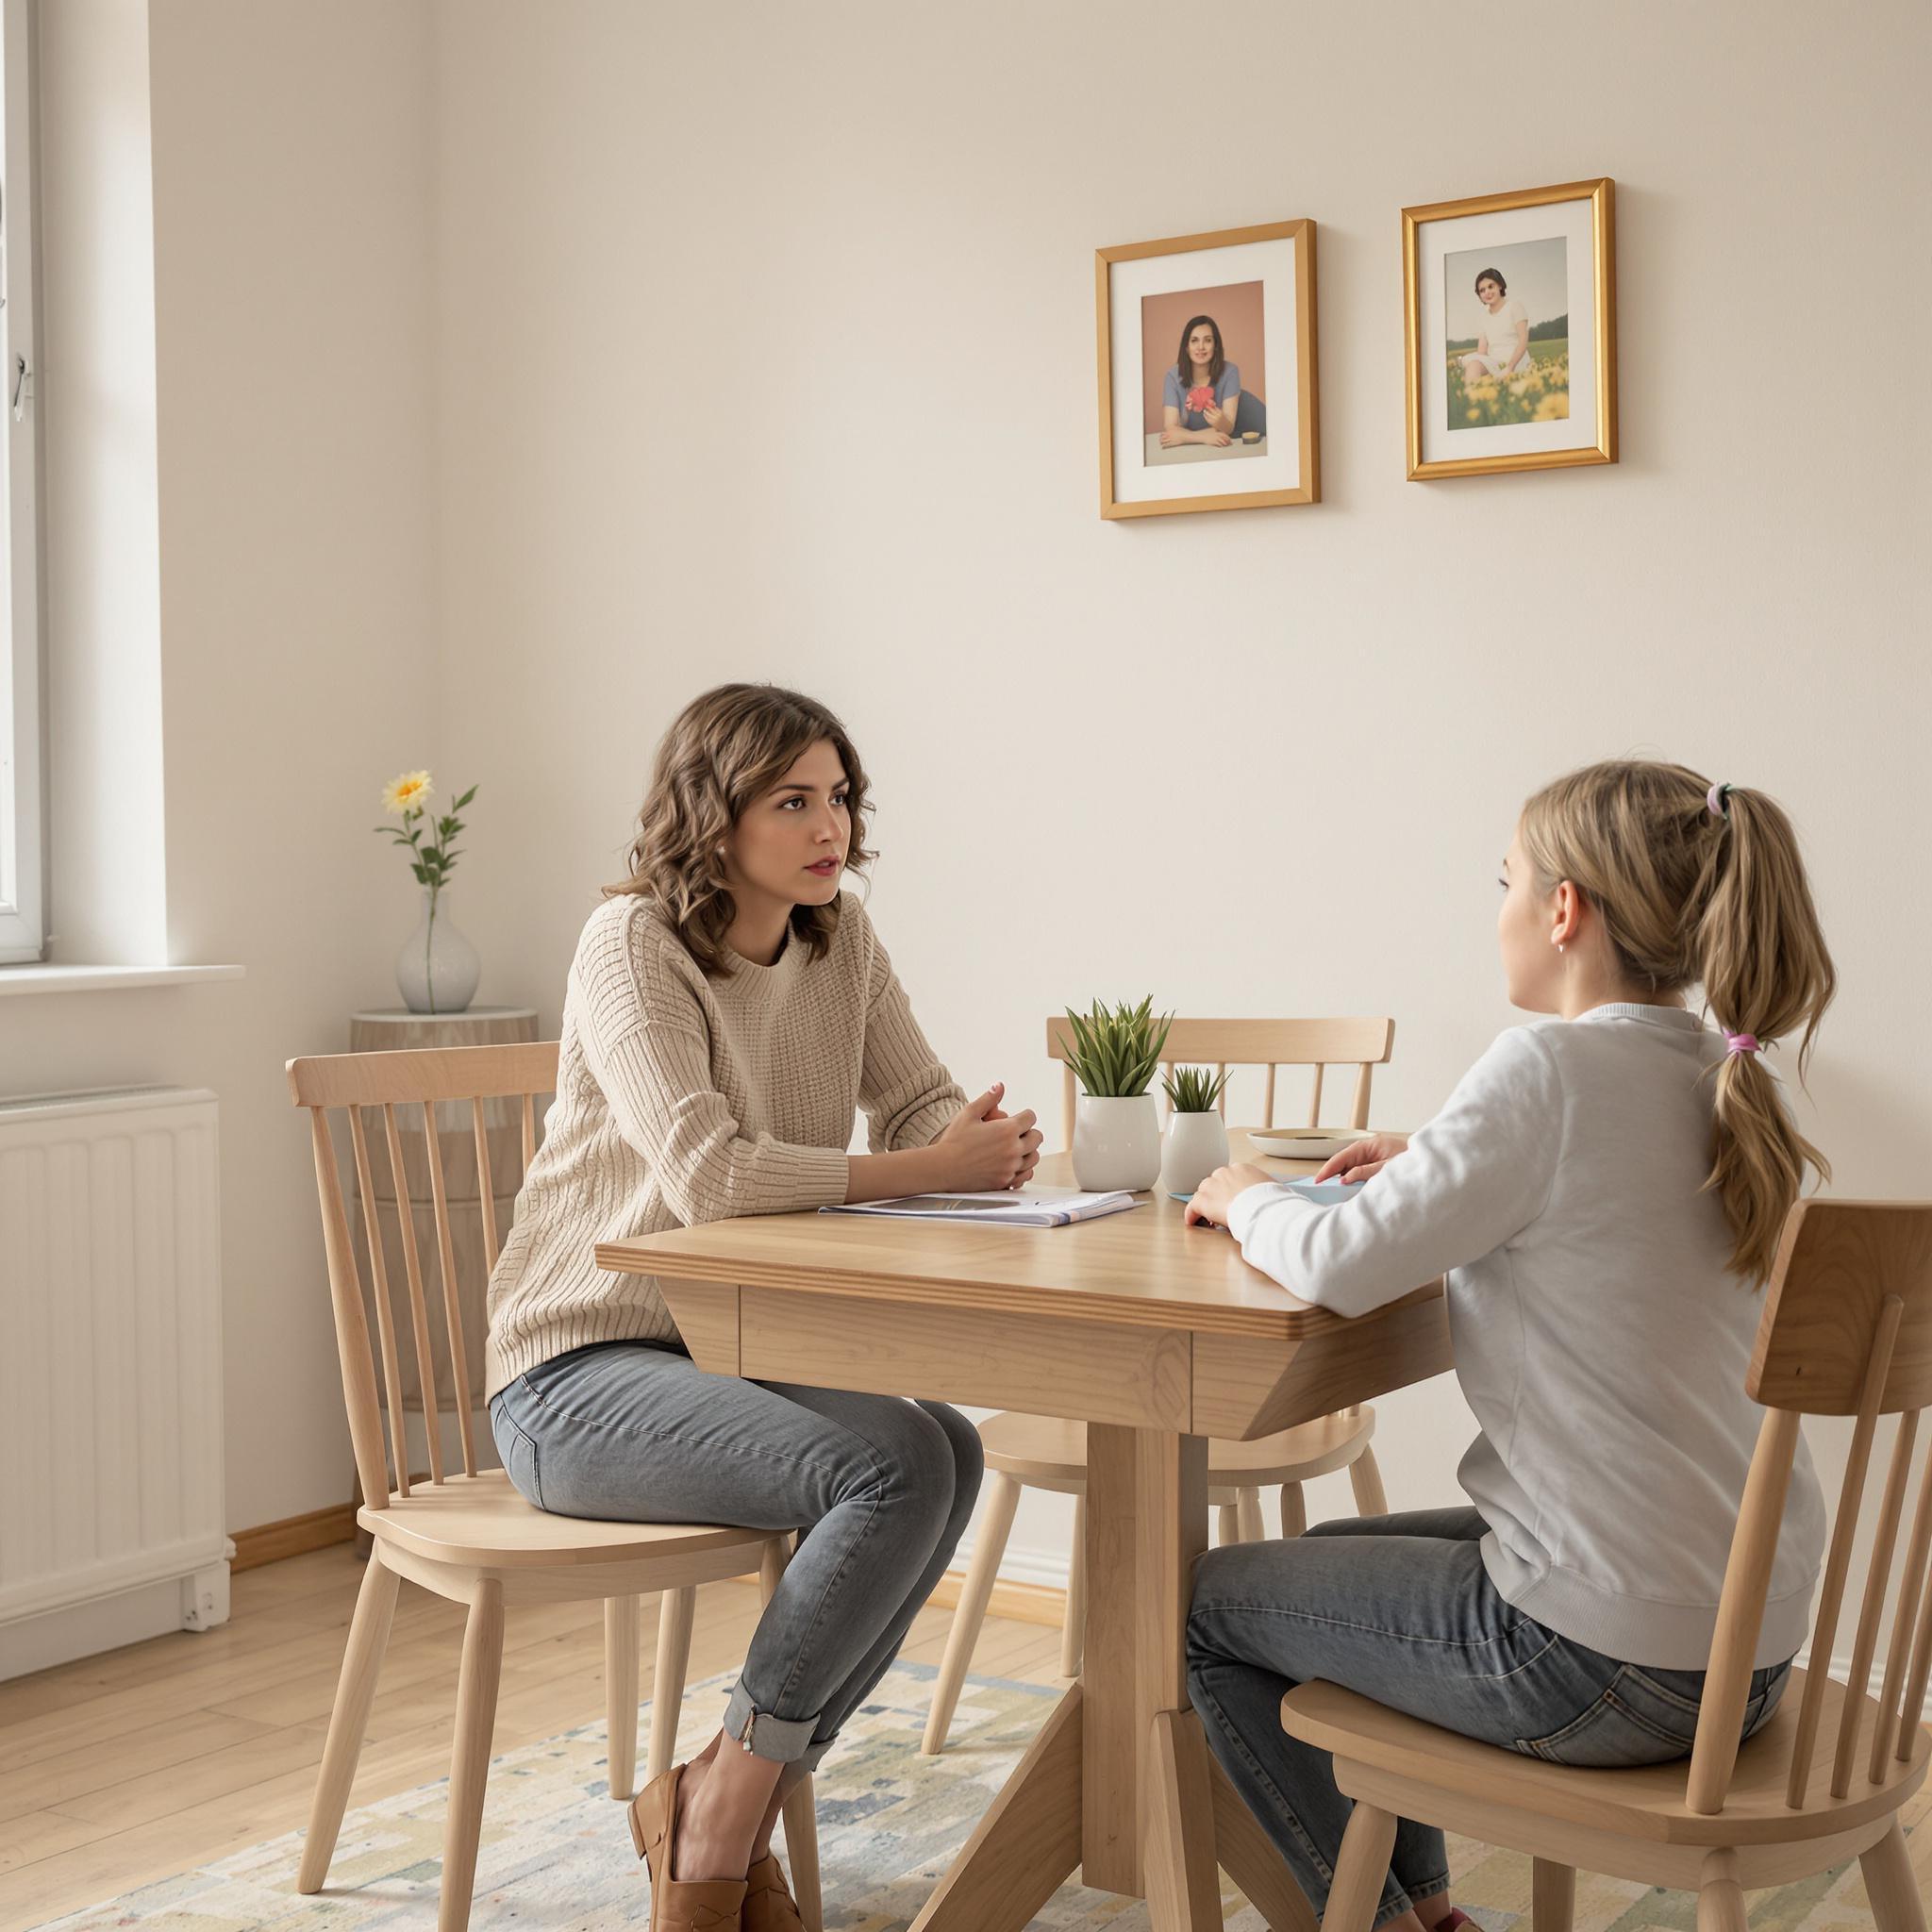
[{"xmin": 425, "ymin": 886, "xmax": 440, "ymax": 1015}]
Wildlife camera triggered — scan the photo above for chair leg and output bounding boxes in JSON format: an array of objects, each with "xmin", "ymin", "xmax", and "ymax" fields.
[
  {"xmin": 1860, "ymin": 1818, "xmax": 1926, "ymax": 1932},
  {"xmin": 1280, "ymin": 1482, "xmax": 1307, "ymax": 1538},
  {"xmin": 297, "ymin": 1549, "xmax": 402, "ymax": 1892},
  {"xmin": 1060, "ymin": 1492, "xmax": 1086, "ymax": 1678},
  {"xmin": 647, "ymin": 1586, "xmax": 696, "ymax": 1782},
  {"xmin": 759, "ymin": 1530, "xmax": 795, "ymax": 1602},
  {"xmin": 1217, "ymin": 1502, "xmax": 1241, "ymax": 1546},
  {"xmin": 439, "ymin": 1577, "xmax": 505, "ymax": 1932},
  {"xmin": 1696, "ymin": 1848, "xmax": 1748, "ymax": 1932},
  {"xmin": 922, "ymin": 1471, "xmax": 1020, "ymax": 1754},
  {"xmin": 782, "ymin": 1776, "xmax": 823, "ymax": 1931},
  {"xmin": 1533, "ymin": 1857, "xmax": 1575, "ymax": 1932},
  {"xmin": 1237, "ymin": 1488, "xmax": 1266, "ymax": 1543},
  {"xmin": 604, "ymin": 1594, "xmax": 641, "ymax": 1801},
  {"xmin": 1349, "ymin": 1443, "xmax": 1388, "ymax": 1518},
  {"xmin": 1326, "ymin": 1799, "xmax": 1397, "ymax": 1932}
]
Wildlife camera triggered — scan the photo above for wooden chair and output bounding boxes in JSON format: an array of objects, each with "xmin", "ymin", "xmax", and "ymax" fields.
[
  {"xmin": 920, "ymin": 1017, "xmax": 1396, "ymax": 1756},
  {"xmin": 1288, "ymin": 1199, "xmax": 1932, "ymax": 1932},
  {"xmin": 288, "ymin": 1041, "xmax": 821, "ymax": 1932}
]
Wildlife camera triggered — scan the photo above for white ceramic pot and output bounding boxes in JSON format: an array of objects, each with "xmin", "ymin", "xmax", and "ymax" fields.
[
  {"xmin": 1159, "ymin": 1109, "xmax": 1231, "ymax": 1196},
  {"xmin": 1071, "ymin": 1092, "xmax": 1162, "ymax": 1192},
  {"xmin": 396, "ymin": 887, "xmax": 482, "ymax": 1015}
]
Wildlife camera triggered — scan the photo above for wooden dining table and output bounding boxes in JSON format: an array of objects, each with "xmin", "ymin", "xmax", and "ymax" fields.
[{"xmin": 597, "ymin": 1134, "xmax": 1453, "ymax": 1932}]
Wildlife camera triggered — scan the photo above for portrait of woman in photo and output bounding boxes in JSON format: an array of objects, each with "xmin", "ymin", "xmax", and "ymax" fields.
[
  {"xmin": 1458, "ymin": 267, "xmax": 1532, "ymax": 379},
  {"xmin": 1160, "ymin": 313, "xmax": 1247, "ymax": 448}
]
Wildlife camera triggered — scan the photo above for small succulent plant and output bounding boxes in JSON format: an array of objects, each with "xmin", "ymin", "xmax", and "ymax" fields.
[{"xmin": 1161, "ymin": 1064, "xmax": 1229, "ymax": 1114}]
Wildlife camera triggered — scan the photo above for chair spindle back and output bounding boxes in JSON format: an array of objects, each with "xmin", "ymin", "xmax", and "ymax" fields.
[
  {"xmin": 1683, "ymin": 1199, "xmax": 1932, "ymax": 1817},
  {"xmin": 288, "ymin": 1041, "xmax": 560, "ymax": 1511},
  {"xmin": 1045, "ymin": 1016, "xmax": 1395, "ymax": 1150}
]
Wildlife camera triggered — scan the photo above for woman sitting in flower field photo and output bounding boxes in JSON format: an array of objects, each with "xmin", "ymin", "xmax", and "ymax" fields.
[
  {"xmin": 1445, "ymin": 253, "xmax": 1571, "ymax": 431},
  {"xmin": 1459, "ymin": 267, "xmax": 1532, "ymax": 379}
]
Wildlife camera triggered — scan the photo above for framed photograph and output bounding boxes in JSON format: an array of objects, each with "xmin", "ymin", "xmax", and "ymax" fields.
[
  {"xmin": 1403, "ymin": 177, "xmax": 1616, "ymax": 481},
  {"xmin": 1096, "ymin": 219, "xmax": 1318, "ymax": 519}
]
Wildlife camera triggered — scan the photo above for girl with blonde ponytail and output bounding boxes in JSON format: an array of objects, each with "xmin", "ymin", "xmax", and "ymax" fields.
[{"xmin": 1180, "ymin": 759, "xmax": 1832, "ymax": 1932}]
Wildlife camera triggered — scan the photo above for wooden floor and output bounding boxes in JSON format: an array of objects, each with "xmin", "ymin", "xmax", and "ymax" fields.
[
  {"xmin": 11, "ymin": 1552, "xmax": 1932, "ymax": 1931},
  {"xmin": 0, "ymin": 1544, "xmax": 1066, "ymax": 1932}
]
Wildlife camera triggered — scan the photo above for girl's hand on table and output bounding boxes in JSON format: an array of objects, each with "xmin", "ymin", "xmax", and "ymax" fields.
[
  {"xmin": 1159, "ymin": 425, "xmax": 1187, "ymax": 447},
  {"xmin": 935, "ymin": 1083, "xmax": 1043, "ymax": 1191},
  {"xmin": 1184, "ymin": 1162, "xmax": 1274, "ymax": 1229},
  {"xmin": 1312, "ymin": 1132, "xmax": 1409, "ymax": 1185}
]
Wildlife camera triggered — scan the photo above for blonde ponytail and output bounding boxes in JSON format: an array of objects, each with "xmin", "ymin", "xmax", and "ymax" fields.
[
  {"xmin": 1691, "ymin": 784, "xmax": 1836, "ymax": 1282},
  {"xmin": 1520, "ymin": 761, "xmax": 1836, "ymax": 1286}
]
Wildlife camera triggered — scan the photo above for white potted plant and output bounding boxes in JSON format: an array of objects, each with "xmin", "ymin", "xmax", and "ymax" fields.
[
  {"xmin": 1158, "ymin": 1064, "xmax": 1232, "ymax": 1195},
  {"xmin": 1062, "ymin": 997, "xmax": 1173, "ymax": 1192}
]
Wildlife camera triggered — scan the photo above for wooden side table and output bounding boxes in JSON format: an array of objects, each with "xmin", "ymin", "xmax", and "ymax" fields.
[{"xmin": 346, "ymin": 1008, "xmax": 541, "ymax": 1512}]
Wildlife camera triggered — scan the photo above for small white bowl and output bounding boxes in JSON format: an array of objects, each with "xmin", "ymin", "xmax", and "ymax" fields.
[{"xmin": 1247, "ymin": 1129, "xmax": 1368, "ymax": 1163}]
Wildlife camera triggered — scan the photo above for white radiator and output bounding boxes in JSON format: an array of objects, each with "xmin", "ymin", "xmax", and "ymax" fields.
[{"xmin": 0, "ymin": 1087, "xmax": 230, "ymax": 1680}]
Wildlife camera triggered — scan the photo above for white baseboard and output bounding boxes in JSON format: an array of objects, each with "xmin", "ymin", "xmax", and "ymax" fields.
[{"xmin": 950, "ymin": 1532, "xmax": 1072, "ymax": 1594}]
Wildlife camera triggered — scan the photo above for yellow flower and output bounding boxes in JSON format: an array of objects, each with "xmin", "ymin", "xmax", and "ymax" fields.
[
  {"xmin": 1534, "ymin": 392, "xmax": 1570, "ymax": 421},
  {"xmin": 1466, "ymin": 407, "xmax": 1482, "ymax": 422},
  {"xmin": 383, "ymin": 770, "xmax": 434, "ymax": 814}
]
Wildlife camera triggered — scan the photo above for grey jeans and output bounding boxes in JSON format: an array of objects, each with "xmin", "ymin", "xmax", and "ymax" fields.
[
  {"xmin": 489, "ymin": 1340, "xmax": 983, "ymax": 1770},
  {"xmin": 1187, "ymin": 1507, "xmax": 1791, "ymax": 1929}
]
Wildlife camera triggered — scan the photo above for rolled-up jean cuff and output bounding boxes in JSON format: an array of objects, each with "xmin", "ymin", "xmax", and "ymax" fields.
[{"xmin": 721, "ymin": 1684, "xmax": 823, "ymax": 1765}]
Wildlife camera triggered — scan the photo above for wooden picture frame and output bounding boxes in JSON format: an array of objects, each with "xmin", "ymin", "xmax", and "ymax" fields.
[
  {"xmin": 1096, "ymin": 219, "xmax": 1319, "ymax": 519},
  {"xmin": 1403, "ymin": 177, "xmax": 1616, "ymax": 481}
]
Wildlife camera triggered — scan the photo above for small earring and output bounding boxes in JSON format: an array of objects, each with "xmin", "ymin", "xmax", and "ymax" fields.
[{"xmin": 1557, "ymin": 941, "xmax": 1566, "ymax": 954}]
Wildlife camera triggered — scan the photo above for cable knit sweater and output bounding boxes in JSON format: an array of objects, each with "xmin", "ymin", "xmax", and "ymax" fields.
[{"xmin": 484, "ymin": 891, "xmax": 964, "ymax": 1399}]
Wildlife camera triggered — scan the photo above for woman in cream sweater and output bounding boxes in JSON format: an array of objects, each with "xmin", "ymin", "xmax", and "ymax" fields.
[{"xmin": 486, "ymin": 682, "xmax": 1041, "ymax": 1932}]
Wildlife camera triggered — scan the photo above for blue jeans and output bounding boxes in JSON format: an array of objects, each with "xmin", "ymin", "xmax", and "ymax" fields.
[
  {"xmin": 1187, "ymin": 1507, "xmax": 1791, "ymax": 1929},
  {"xmin": 489, "ymin": 1340, "xmax": 983, "ymax": 1770}
]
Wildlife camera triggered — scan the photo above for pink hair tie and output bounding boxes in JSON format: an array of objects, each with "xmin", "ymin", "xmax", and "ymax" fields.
[
  {"xmin": 1724, "ymin": 1032, "xmax": 1762, "ymax": 1057},
  {"xmin": 1707, "ymin": 782, "xmax": 1733, "ymax": 819}
]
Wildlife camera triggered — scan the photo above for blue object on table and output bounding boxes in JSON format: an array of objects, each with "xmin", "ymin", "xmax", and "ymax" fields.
[
  {"xmin": 1172, "ymin": 1177, "xmax": 1363, "ymax": 1206},
  {"xmin": 1281, "ymin": 1176, "xmax": 1363, "ymax": 1205}
]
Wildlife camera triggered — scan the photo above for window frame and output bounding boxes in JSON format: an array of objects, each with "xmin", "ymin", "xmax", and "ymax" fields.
[{"xmin": 0, "ymin": 0, "xmax": 44, "ymax": 964}]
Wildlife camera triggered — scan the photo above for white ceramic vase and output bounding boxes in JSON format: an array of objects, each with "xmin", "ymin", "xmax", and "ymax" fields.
[
  {"xmin": 396, "ymin": 887, "xmax": 481, "ymax": 1016},
  {"xmin": 1159, "ymin": 1109, "xmax": 1231, "ymax": 1196},
  {"xmin": 1071, "ymin": 1092, "xmax": 1162, "ymax": 1192}
]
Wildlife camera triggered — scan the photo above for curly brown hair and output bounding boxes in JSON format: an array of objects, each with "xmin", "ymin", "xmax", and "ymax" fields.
[{"xmin": 606, "ymin": 683, "xmax": 874, "ymax": 976}]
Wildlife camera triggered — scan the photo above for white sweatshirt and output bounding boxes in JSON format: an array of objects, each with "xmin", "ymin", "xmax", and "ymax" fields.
[{"xmin": 1225, "ymin": 1002, "xmax": 1824, "ymax": 1670}]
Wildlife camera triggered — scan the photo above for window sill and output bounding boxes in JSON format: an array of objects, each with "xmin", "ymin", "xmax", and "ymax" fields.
[{"xmin": 0, "ymin": 963, "xmax": 245, "ymax": 997}]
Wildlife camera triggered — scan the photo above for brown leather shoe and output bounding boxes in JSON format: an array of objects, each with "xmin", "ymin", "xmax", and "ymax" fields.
[
  {"xmin": 627, "ymin": 1762, "xmax": 747, "ymax": 1932},
  {"xmin": 742, "ymin": 1852, "xmax": 807, "ymax": 1932}
]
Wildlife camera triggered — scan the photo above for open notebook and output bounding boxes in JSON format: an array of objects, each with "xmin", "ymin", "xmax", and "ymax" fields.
[{"xmin": 820, "ymin": 1185, "xmax": 1141, "ymax": 1227}]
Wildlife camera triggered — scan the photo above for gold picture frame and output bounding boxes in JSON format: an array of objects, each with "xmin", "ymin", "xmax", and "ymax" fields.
[
  {"xmin": 1403, "ymin": 177, "xmax": 1616, "ymax": 481},
  {"xmin": 1095, "ymin": 219, "xmax": 1319, "ymax": 519}
]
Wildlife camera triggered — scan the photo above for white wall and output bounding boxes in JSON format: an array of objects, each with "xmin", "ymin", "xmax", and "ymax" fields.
[
  {"xmin": 0, "ymin": 1, "xmax": 441, "ymax": 1533},
  {"xmin": 7, "ymin": 0, "xmax": 1928, "ymax": 1607},
  {"xmin": 426, "ymin": 0, "xmax": 1932, "ymax": 1595}
]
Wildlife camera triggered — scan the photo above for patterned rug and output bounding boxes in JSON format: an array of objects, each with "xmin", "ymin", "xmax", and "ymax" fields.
[{"xmin": 28, "ymin": 1661, "xmax": 1904, "ymax": 1930}]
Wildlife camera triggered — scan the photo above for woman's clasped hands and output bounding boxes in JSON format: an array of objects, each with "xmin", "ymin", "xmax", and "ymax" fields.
[{"xmin": 934, "ymin": 1082, "xmax": 1042, "ymax": 1191}]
